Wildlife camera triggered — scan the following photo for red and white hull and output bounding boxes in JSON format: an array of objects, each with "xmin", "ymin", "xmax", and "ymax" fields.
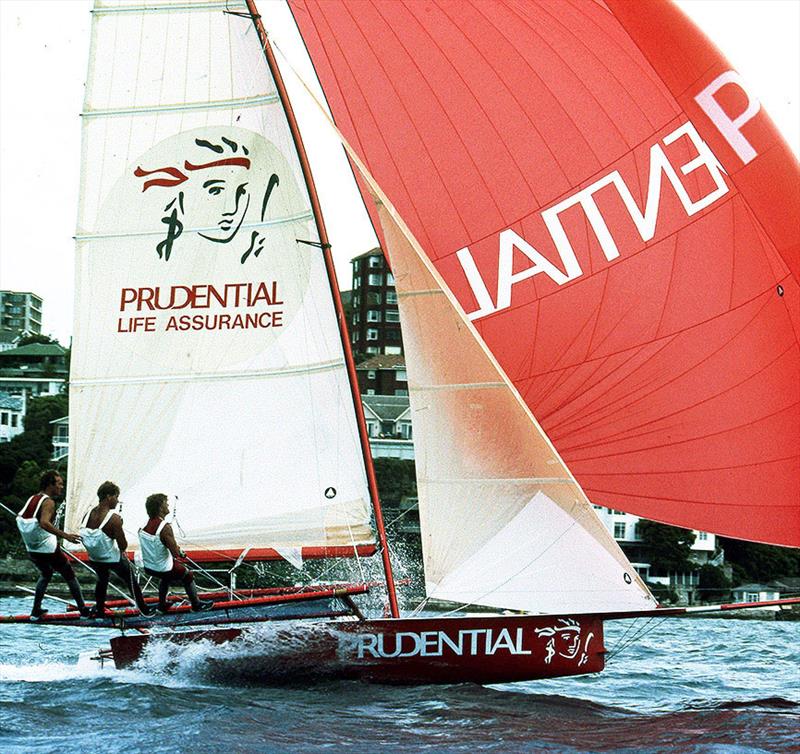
[{"xmin": 109, "ymin": 613, "xmax": 605, "ymax": 684}]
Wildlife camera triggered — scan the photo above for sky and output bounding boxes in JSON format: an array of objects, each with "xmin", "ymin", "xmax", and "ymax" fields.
[{"xmin": 0, "ymin": 0, "xmax": 798, "ymax": 345}]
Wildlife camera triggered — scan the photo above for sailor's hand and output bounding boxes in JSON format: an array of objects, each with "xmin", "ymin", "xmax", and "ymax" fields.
[
  {"xmin": 179, "ymin": 549, "xmax": 186, "ymax": 558},
  {"xmin": 64, "ymin": 533, "xmax": 82, "ymax": 544}
]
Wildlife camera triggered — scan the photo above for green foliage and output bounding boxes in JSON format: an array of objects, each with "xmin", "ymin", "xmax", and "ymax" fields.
[
  {"xmin": 11, "ymin": 460, "xmax": 42, "ymax": 500},
  {"xmin": 373, "ymin": 457, "xmax": 417, "ymax": 505},
  {"xmin": 646, "ymin": 581, "xmax": 678, "ymax": 605},
  {"xmin": 638, "ymin": 520, "xmax": 696, "ymax": 574},
  {"xmin": 22, "ymin": 393, "xmax": 68, "ymax": 435},
  {"xmin": 16, "ymin": 334, "xmax": 60, "ymax": 346},
  {"xmin": 719, "ymin": 537, "xmax": 800, "ymax": 584},
  {"xmin": 697, "ymin": 564, "xmax": 731, "ymax": 602}
]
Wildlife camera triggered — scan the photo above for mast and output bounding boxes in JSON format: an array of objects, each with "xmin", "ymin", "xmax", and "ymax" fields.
[{"xmin": 244, "ymin": 0, "xmax": 399, "ymax": 618}]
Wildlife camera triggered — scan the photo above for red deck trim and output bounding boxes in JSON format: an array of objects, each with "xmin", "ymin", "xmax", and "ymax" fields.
[{"xmin": 68, "ymin": 544, "xmax": 377, "ymax": 564}]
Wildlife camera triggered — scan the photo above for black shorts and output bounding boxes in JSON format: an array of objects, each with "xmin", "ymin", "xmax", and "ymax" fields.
[{"xmin": 28, "ymin": 548, "xmax": 76, "ymax": 580}]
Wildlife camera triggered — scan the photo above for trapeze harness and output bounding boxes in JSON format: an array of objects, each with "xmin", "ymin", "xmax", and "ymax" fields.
[
  {"xmin": 80, "ymin": 510, "xmax": 120, "ymax": 563},
  {"xmin": 16, "ymin": 494, "xmax": 57, "ymax": 554},
  {"xmin": 138, "ymin": 520, "xmax": 173, "ymax": 573}
]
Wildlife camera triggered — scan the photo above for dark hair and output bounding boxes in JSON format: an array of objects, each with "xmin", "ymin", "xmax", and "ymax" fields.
[
  {"xmin": 97, "ymin": 481, "xmax": 120, "ymax": 501},
  {"xmin": 145, "ymin": 493, "xmax": 168, "ymax": 518},
  {"xmin": 39, "ymin": 469, "xmax": 61, "ymax": 491}
]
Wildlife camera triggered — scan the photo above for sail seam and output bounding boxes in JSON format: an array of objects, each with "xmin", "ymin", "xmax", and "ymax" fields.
[
  {"xmin": 71, "ymin": 360, "xmax": 345, "ymax": 387},
  {"xmin": 398, "ymin": 289, "xmax": 443, "ymax": 298},
  {"xmin": 427, "ymin": 477, "xmax": 573, "ymax": 485},
  {"xmin": 414, "ymin": 382, "xmax": 506, "ymax": 391},
  {"xmin": 81, "ymin": 92, "xmax": 279, "ymax": 118},
  {"xmin": 92, "ymin": 2, "xmax": 246, "ymax": 16}
]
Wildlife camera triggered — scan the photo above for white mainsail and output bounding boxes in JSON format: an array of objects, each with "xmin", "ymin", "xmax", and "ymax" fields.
[{"xmin": 66, "ymin": 0, "xmax": 373, "ymax": 555}]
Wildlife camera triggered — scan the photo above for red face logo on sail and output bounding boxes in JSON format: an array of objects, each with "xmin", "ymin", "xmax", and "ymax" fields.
[{"xmin": 134, "ymin": 136, "xmax": 280, "ymax": 263}]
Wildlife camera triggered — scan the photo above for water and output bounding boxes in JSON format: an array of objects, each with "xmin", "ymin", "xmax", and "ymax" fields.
[{"xmin": 1, "ymin": 595, "xmax": 797, "ymax": 753}]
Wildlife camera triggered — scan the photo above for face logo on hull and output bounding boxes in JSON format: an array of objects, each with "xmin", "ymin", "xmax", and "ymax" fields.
[{"xmin": 535, "ymin": 618, "xmax": 595, "ymax": 667}]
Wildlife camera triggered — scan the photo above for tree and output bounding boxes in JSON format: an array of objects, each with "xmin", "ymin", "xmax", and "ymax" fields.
[
  {"xmin": 373, "ymin": 458, "xmax": 417, "ymax": 505},
  {"xmin": 16, "ymin": 334, "xmax": 60, "ymax": 347},
  {"xmin": 638, "ymin": 521, "xmax": 696, "ymax": 574},
  {"xmin": 11, "ymin": 460, "xmax": 42, "ymax": 500},
  {"xmin": 697, "ymin": 564, "xmax": 731, "ymax": 602},
  {"xmin": 718, "ymin": 537, "xmax": 800, "ymax": 584}
]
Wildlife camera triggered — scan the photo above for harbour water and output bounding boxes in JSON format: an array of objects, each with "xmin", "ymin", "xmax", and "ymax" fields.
[{"xmin": 0, "ymin": 595, "xmax": 797, "ymax": 753}]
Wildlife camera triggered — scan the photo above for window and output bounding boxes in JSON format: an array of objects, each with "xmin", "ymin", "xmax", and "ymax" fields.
[
  {"xmin": 698, "ymin": 531, "xmax": 708, "ymax": 541},
  {"xmin": 11, "ymin": 415, "xmax": 18, "ymax": 427},
  {"xmin": 632, "ymin": 523, "xmax": 640, "ymax": 540},
  {"xmin": 612, "ymin": 509, "xmax": 625, "ymax": 515},
  {"xmin": 395, "ymin": 389, "xmax": 408, "ymax": 397},
  {"xmin": 352, "ymin": 333, "xmax": 359, "ymax": 343},
  {"xmin": 366, "ymin": 346, "xmax": 379, "ymax": 354},
  {"xmin": 384, "ymin": 346, "xmax": 402, "ymax": 355},
  {"xmin": 592, "ymin": 504, "xmax": 604, "ymax": 510},
  {"xmin": 386, "ymin": 273, "xmax": 395, "ymax": 285},
  {"xmin": 386, "ymin": 291, "xmax": 397, "ymax": 304},
  {"xmin": 746, "ymin": 592, "xmax": 759, "ymax": 602},
  {"xmin": 354, "ymin": 276, "xmax": 361, "ymax": 288},
  {"xmin": 352, "ymin": 312, "xmax": 360, "ymax": 324},
  {"xmin": 367, "ymin": 370, "xmax": 376, "ymax": 379},
  {"xmin": 367, "ymin": 292, "xmax": 382, "ymax": 305},
  {"xmin": 368, "ymin": 273, "xmax": 382, "ymax": 286},
  {"xmin": 613, "ymin": 522, "xmax": 626, "ymax": 539},
  {"xmin": 353, "ymin": 294, "xmax": 360, "ymax": 307},
  {"xmin": 367, "ymin": 310, "xmax": 382, "ymax": 322},
  {"xmin": 396, "ymin": 369, "xmax": 407, "ymax": 381},
  {"xmin": 369, "ymin": 256, "xmax": 382, "ymax": 268},
  {"xmin": 366, "ymin": 389, "xmax": 375, "ymax": 395},
  {"xmin": 385, "ymin": 310, "xmax": 400, "ymax": 322},
  {"xmin": 353, "ymin": 260, "xmax": 361, "ymax": 272},
  {"xmin": 366, "ymin": 329, "xmax": 379, "ymax": 341}
]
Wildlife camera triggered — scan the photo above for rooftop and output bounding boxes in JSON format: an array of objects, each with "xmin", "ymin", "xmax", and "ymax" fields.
[
  {"xmin": 351, "ymin": 247, "xmax": 383, "ymax": 262},
  {"xmin": 362, "ymin": 394, "xmax": 410, "ymax": 421},
  {"xmin": 0, "ymin": 343, "xmax": 66, "ymax": 358},
  {"xmin": 356, "ymin": 354, "xmax": 406, "ymax": 370}
]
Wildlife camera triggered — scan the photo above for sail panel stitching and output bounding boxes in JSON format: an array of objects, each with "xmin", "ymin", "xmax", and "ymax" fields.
[
  {"xmin": 414, "ymin": 381, "xmax": 505, "ymax": 390},
  {"xmin": 92, "ymin": 3, "xmax": 245, "ymax": 16},
  {"xmin": 81, "ymin": 92, "xmax": 278, "ymax": 118},
  {"xmin": 71, "ymin": 359, "xmax": 345, "ymax": 387},
  {"xmin": 426, "ymin": 477, "xmax": 573, "ymax": 485}
]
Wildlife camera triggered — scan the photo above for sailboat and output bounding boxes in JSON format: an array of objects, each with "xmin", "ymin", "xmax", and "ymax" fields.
[{"xmin": 6, "ymin": 0, "xmax": 797, "ymax": 683}]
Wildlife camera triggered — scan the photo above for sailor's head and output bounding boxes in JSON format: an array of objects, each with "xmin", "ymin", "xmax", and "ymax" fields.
[
  {"xmin": 39, "ymin": 469, "xmax": 64, "ymax": 498},
  {"xmin": 145, "ymin": 493, "xmax": 169, "ymax": 519},
  {"xmin": 97, "ymin": 480, "xmax": 120, "ymax": 507}
]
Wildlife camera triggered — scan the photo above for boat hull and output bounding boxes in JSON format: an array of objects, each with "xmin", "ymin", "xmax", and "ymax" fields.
[{"xmin": 109, "ymin": 614, "xmax": 605, "ymax": 684}]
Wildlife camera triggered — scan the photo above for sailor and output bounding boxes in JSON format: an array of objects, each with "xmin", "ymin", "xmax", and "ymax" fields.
[
  {"xmin": 138, "ymin": 493, "xmax": 213, "ymax": 613},
  {"xmin": 16, "ymin": 469, "xmax": 90, "ymax": 620},
  {"xmin": 81, "ymin": 481, "xmax": 154, "ymax": 617}
]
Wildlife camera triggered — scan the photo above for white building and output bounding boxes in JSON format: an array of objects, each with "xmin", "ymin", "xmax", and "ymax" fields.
[{"xmin": 0, "ymin": 392, "xmax": 25, "ymax": 443}]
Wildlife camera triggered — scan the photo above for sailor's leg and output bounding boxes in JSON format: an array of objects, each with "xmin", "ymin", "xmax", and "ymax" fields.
[
  {"xmin": 182, "ymin": 568, "xmax": 213, "ymax": 612},
  {"xmin": 115, "ymin": 558, "xmax": 152, "ymax": 615},
  {"xmin": 29, "ymin": 553, "xmax": 54, "ymax": 618},
  {"xmin": 54, "ymin": 549, "xmax": 90, "ymax": 617},
  {"xmin": 158, "ymin": 575, "xmax": 171, "ymax": 613},
  {"xmin": 92, "ymin": 562, "xmax": 110, "ymax": 615}
]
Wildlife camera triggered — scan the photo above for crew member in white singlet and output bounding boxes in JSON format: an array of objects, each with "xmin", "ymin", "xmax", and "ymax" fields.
[
  {"xmin": 16, "ymin": 469, "xmax": 90, "ymax": 620},
  {"xmin": 139, "ymin": 493, "xmax": 213, "ymax": 613},
  {"xmin": 81, "ymin": 480, "xmax": 153, "ymax": 617}
]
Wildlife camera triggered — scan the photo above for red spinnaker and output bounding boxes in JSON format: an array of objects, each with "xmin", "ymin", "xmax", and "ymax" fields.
[{"xmin": 289, "ymin": 0, "xmax": 799, "ymax": 546}]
